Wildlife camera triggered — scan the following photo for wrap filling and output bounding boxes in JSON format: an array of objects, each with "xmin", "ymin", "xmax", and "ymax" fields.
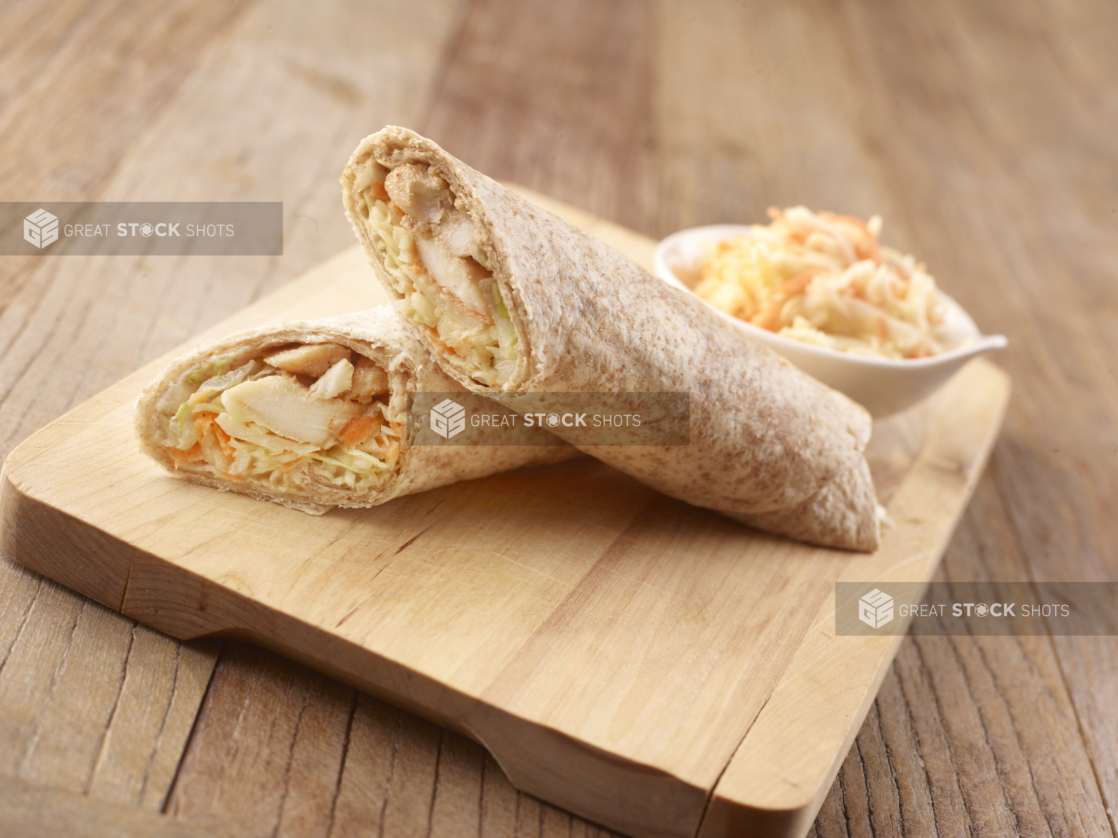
[
  {"xmin": 351, "ymin": 159, "xmax": 517, "ymax": 388},
  {"xmin": 153, "ymin": 342, "xmax": 401, "ymax": 495}
]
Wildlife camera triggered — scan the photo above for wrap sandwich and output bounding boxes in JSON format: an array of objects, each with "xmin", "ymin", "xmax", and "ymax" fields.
[
  {"xmin": 135, "ymin": 306, "xmax": 572, "ymax": 513},
  {"xmin": 341, "ymin": 127, "xmax": 881, "ymax": 551}
]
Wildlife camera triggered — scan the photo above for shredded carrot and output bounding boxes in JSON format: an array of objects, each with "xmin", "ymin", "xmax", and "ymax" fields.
[
  {"xmin": 368, "ymin": 181, "xmax": 390, "ymax": 202},
  {"xmin": 751, "ymin": 303, "xmax": 782, "ymax": 331},
  {"xmin": 776, "ymin": 271, "xmax": 817, "ymax": 300},
  {"xmin": 213, "ymin": 423, "xmax": 236, "ymax": 458},
  {"xmin": 192, "ymin": 414, "xmax": 213, "ymax": 441},
  {"xmin": 447, "ymin": 293, "xmax": 493, "ymax": 325},
  {"xmin": 338, "ymin": 414, "xmax": 383, "ymax": 446},
  {"xmin": 876, "ymin": 313, "xmax": 890, "ymax": 339},
  {"xmin": 169, "ymin": 443, "xmax": 203, "ymax": 467},
  {"xmin": 831, "ymin": 214, "xmax": 882, "ymax": 264},
  {"xmin": 426, "ymin": 327, "xmax": 462, "ymax": 357}
]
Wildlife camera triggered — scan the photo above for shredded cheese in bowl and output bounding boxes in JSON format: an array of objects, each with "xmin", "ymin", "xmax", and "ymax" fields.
[{"xmin": 693, "ymin": 206, "xmax": 950, "ymax": 360}]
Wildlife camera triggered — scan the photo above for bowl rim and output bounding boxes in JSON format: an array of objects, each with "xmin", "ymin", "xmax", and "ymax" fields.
[{"xmin": 653, "ymin": 223, "xmax": 1007, "ymax": 370}]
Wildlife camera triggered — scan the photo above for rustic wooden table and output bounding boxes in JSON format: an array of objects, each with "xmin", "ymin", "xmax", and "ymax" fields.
[{"xmin": 1, "ymin": 1, "xmax": 1114, "ymax": 836}]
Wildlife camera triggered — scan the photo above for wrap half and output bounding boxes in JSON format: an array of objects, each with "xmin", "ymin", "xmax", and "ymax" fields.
[
  {"xmin": 135, "ymin": 306, "xmax": 572, "ymax": 514},
  {"xmin": 342, "ymin": 127, "xmax": 881, "ymax": 551}
]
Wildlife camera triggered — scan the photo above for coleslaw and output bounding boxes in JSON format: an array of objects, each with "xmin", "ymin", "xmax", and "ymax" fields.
[{"xmin": 693, "ymin": 207, "xmax": 951, "ymax": 359}]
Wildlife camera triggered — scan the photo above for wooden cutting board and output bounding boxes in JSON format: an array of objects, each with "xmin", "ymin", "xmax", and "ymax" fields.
[{"xmin": 0, "ymin": 187, "xmax": 1009, "ymax": 838}]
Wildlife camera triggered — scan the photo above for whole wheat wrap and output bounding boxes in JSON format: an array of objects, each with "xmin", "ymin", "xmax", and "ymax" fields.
[
  {"xmin": 135, "ymin": 306, "xmax": 572, "ymax": 514},
  {"xmin": 342, "ymin": 127, "xmax": 880, "ymax": 550}
]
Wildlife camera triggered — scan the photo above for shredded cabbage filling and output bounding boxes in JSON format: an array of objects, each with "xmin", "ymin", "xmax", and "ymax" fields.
[
  {"xmin": 351, "ymin": 159, "xmax": 517, "ymax": 387},
  {"xmin": 156, "ymin": 345, "xmax": 400, "ymax": 496},
  {"xmin": 694, "ymin": 207, "xmax": 951, "ymax": 359}
]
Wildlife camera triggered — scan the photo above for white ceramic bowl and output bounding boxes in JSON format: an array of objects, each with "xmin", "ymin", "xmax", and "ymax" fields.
[{"xmin": 653, "ymin": 224, "xmax": 1007, "ymax": 417}]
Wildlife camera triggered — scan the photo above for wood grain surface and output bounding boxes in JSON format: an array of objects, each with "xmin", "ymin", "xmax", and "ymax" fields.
[
  {"xmin": 0, "ymin": 1, "xmax": 1114, "ymax": 837},
  {"xmin": 0, "ymin": 187, "xmax": 1008, "ymax": 836}
]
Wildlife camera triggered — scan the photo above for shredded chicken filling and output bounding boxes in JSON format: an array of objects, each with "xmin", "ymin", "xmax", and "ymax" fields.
[
  {"xmin": 156, "ymin": 343, "xmax": 401, "ymax": 495},
  {"xmin": 351, "ymin": 159, "xmax": 517, "ymax": 387}
]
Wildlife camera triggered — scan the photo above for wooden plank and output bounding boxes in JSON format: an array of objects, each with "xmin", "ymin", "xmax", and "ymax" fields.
[
  {"xmin": 0, "ymin": 0, "xmax": 251, "ymax": 810},
  {"xmin": 165, "ymin": 642, "xmax": 355, "ymax": 838},
  {"xmin": 424, "ymin": 0, "xmax": 657, "ymax": 236},
  {"xmin": 165, "ymin": 642, "xmax": 623, "ymax": 838},
  {"xmin": 821, "ymin": 1, "xmax": 1118, "ymax": 835},
  {"xmin": 0, "ymin": 0, "xmax": 466, "ymax": 821},
  {"xmin": 0, "ymin": 561, "xmax": 217, "ymax": 805},
  {"xmin": 86, "ymin": 631, "xmax": 221, "ymax": 810},
  {"xmin": 0, "ymin": 775, "xmax": 241, "ymax": 838},
  {"xmin": 650, "ymin": 0, "xmax": 904, "ymax": 239},
  {"xmin": 0, "ymin": 0, "xmax": 252, "ymax": 311},
  {"xmin": 0, "ymin": 0, "xmax": 250, "ymax": 205}
]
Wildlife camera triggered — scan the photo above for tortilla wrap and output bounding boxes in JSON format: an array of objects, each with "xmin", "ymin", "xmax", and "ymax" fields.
[
  {"xmin": 135, "ymin": 306, "xmax": 573, "ymax": 514},
  {"xmin": 342, "ymin": 127, "xmax": 880, "ymax": 550}
]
